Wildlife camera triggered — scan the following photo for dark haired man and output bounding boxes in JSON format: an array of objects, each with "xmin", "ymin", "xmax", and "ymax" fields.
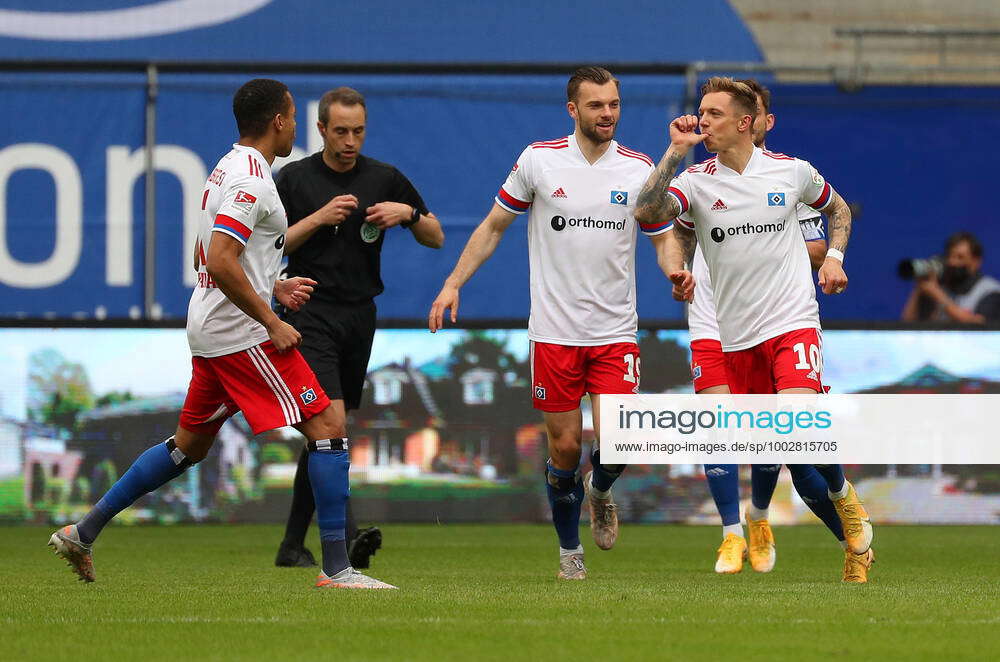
[
  {"xmin": 902, "ymin": 231, "xmax": 1000, "ymax": 323},
  {"xmin": 429, "ymin": 67, "xmax": 676, "ymax": 580},
  {"xmin": 273, "ymin": 86, "xmax": 443, "ymax": 569},
  {"xmin": 49, "ymin": 79, "xmax": 394, "ymax": 590}
]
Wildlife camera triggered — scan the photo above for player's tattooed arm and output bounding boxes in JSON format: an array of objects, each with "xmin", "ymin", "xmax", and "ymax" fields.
[
  {"xmin": 635, "ymin": 149, "xmax": 684, "ymax": 229},
  {"xmin": 674, "ymin": 223, "xmax": 697, "ymax": 268},
  {"xmin": 823, "ymin": 193, "xmax": 852, "ymax": 253},
  {"xmin": 817, "ymin": 192, "xmax": 851, "ymax": 295}
]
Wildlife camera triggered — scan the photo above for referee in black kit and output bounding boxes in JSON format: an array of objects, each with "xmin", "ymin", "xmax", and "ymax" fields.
[{"xmin": 275, "ymin": 87, "xmax": 444, "ymax": 568}]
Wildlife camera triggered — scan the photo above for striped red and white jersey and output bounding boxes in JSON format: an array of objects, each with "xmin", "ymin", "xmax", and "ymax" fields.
[
  {"xmin": 495, "ymin": 134, "xmax": 655, "ymax": 346},
  {"xmin": 668, "ymin": 147, "xmax": 835, "ymax": 351},
  {"xmin": 187, "ymin": 144, "xmax": 287, "ymax": 358}
]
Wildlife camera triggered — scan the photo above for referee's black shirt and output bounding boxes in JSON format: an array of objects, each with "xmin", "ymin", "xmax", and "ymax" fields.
[{"xmin": 276, "ymin": 152, "xmax": 429, "ymax": 305}]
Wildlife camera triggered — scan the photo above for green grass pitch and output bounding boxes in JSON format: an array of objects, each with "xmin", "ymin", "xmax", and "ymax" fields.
[{"xmin": 2, "ymin": 524, "xmax": 998, "ymax": 661}]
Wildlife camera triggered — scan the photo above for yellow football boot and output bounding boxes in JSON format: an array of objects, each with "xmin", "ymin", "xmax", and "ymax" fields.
[
  {"xmin": 832, "ymin": 481, "xmax": 874, "ymax": 554},
  {"xmin": 842, "ymin": 547, "xmax": 875, "ymax": 583},
  {"xmin": 746, "ymin": 509, "xmax": 776, "ymax": 573},
  {"xmin": 714, "ymin": 533, "xmax": 747, "ymax": 574}
]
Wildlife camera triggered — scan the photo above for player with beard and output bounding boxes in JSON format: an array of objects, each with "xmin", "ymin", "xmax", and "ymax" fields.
[
  {"xmin": 429, "ymin": 67, "xmax": 675, "ymax": 579},
  {"xmin": 636, "ymin": 77, "xmax": 875, "ymax": 583}
]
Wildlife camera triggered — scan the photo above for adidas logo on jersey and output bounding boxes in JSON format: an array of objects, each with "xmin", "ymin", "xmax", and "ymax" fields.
[
  {"xmin": 705, "ymin": 467, "xmax": 729, "ymax": 477},
  {"xmin": 711, "ymin": 199, "xmax": 728, "ymax": 211},
  {"xmin": 551, "ymin": 187, "xmax": 567, "ymax": 198}
]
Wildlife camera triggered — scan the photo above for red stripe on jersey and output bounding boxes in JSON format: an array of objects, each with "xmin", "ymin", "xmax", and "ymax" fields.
[
  {"xmin": 617, "ymin": 144, "xmax": 654, "ymax": 162},
  {"xmin": 763, "ymin": 150, "xmax": 794, "ymax": 160},
  {"xmin": 531, "ymin": 137, "xmax": 569, "ymax": 146},
  {"xmin": 806, "ymin": 181, "xmax": 832, "ymax": 209},
  {"xmin": 616, "ymin": 147, "xmax": 654, "ymax": 166},
  {"xmin": 668, "ymin": 187, "xmax": 690, "ymax": 213},
  {"xmin": 497, "ymin": 187, "xmax": 530, "ymax": 211},
  {"xmin": 201, "ymin": 189, "xmax": 209, "ymax": 210},
  {"xmin": 248, "ymin": 154, "xmax": 254, "ymax": 175},
  {"xmin": 675, "ymin": 216, "xmax": 695, "ymax": 229},
  {"xmin": 532, "ymin": 144, "xmax": 569, "ymax": 150},
  {"xmin": 639, "ymin": 219, "xmax": 673, "ymax": 233},
  {"xmin": 213, "ymin": 214, "xmax": 253, "ymax": 242}
]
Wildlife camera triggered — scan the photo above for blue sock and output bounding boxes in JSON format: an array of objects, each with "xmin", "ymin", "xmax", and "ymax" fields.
[
  {"xmin": 77, "ymin": 437, "xmax": 191, "ymax": 544},
  {"xmin": 750, "ymin": 464, "xmax": 782, "ymax": 510},
  {"xmin": 704, "ymin": 464, "xmax": 740, "ymax": 526},
  {"xmin": 545, "ymin": 462, "xmax": 583, "ymax": 550},
  {"xmin": 788, "ymin": 464, "xmax": 844, "ymax": 541},
  {"xmin": 307, "ymin": 443, "xmax": 351, "ymax": 576},
  {"xmin": 589, "ymin": 447, "xmax": 625, "ymax": 492},
  {"xmin": 812, "ymin": 464, "xmax": 846, "ymax": 493}
]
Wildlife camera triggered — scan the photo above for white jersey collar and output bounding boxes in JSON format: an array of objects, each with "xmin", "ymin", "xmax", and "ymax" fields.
[{"xmin": 568, "ymin": 132, "xmax": 618, "ymax": 167}]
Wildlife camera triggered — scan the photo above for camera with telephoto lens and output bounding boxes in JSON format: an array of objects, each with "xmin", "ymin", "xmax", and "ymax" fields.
[{"xmin": 897, "ymin": 256, "xmax": 943, "ymax": 280}]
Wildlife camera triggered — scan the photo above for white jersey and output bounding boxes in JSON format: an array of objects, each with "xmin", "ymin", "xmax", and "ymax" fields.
[
  {"xmin": 187, "ymin": 144, "xmax": 287, "ymax": 358},
  {"xmin": 668, "ymin": 148, "xmax": 835, "ymax": 351},
  {"xmin": 495, "ymin": 134, "xmax": 659, "ymax": 346},
  {"xmin": 687, "ymin": 209, "xmax": 825, "ymax": 342}
]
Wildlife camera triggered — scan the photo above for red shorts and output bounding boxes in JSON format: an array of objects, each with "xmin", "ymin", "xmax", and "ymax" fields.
[
  {"xmin": 179, "ymin": 341, "xmax": 331, "ymax": 435},
  {"xmin": 690, "ymin": 339, "xmax": 729, "ymax": 393},
  {"xmin": 530, "ymin": 341, "xmax": 640, "ymax": 412},
  {"xmin": 723, "ymin": 328, "xmax": 824, "ymax": 394}
]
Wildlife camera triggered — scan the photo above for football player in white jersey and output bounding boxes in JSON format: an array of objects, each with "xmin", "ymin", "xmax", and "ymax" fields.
[
  {"xmin": 635, "ymin": 77, "xmax": 875, "ymax": 582},
  {"xmin": 49, "ymin": 79, "xmax": 394, "ymax": 590},
  {"xmin": 685, "ymin": 79, "xmax": 864, "ymax": 582},
  {"xmin": 429, "ymin": 67, "xmax": 674, "ymax": 580}
]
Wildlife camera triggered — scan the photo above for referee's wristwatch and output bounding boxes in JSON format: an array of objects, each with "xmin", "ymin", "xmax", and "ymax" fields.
[{"xmin": 401, "ymin": 205, "xmax": 421, "ymax": 228}]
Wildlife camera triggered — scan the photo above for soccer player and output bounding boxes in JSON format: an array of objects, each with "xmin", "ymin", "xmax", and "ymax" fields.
[
  {"xmin": 272, "ymin": 87, "xmax": 444, "ymax": 570},
  {"xmin": 635, "ymin": 77, "xmax": 875, "ymax": 583},
  {"xmin": 686, "ymin": 79, "xmax": 851, "ymax": 578},
  {"xmin": 429, "ymin": 67, "xmax": 671, "ymax": 580},
  {"xmin": 48, "ymin": 79, "xmax": 395, "ymax": 590}
]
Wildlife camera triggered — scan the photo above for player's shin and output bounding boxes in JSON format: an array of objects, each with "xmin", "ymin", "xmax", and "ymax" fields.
[
  {"xmin": 749, "ymin": 464, "xmax": 781, "ymax": 519},
  {"xmin": 813, "ymin": 464, "xmax": 847, "ymax": 495},
  {"xmin": 589, "ymin": 447, "xmax": 625, "ymax": 496},
  {"xmin": 307, "ymin": 439, "xmax": 351, "ymax": 577},
  {"xmin": 76, "ymin": 436, "xmax": 197, "ymax": 544},
  {"xmin": 704, "ymin": 464, "xmax": 742, "ymax": 537},
  {"xmin": 545, "ymin": 461, "xmax": 584, "ymax": 551},
  {"xmin": 787, "ymin": 465, "xmax": 845, "ymax": 542}
]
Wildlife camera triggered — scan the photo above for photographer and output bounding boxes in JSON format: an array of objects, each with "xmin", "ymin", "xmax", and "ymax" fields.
[{"xmin": 901, "ymin": 232, "xmax": 1000, "ymax": 324}]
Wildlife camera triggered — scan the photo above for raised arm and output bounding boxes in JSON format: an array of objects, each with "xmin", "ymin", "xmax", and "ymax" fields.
[
  {"xmin": 283, "ymin": 194, "xmax": 359, "ymax": 255},
  {"xmin": 365, "ymin": 202, "xmax": 444, "ymax": 249},
  {"xmin": 635, "ymin": 114, "xmax": 705, "ymax": 230},
  {"xmin": 428, "ymin": 203, "xmax": 517, "ymax": 331}
]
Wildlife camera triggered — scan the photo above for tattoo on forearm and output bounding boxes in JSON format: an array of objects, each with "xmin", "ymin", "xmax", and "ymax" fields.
[
  {"xmin": 827, "ymin": 199, "xmax": 852, "ymax": 253},
  {"xmin": 636, "ymin": 150, "xmax": 685, "ymax": 226},
  {"xmin": 676, "ymin": 226, "xmax": 697, "ymax": 267}
]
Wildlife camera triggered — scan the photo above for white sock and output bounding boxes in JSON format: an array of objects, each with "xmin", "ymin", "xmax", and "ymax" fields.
[
  {"xmin": 722, "ymin": 523, "xmax": 744, "ymax": 539},
  {"xmin": 829, "ymin": 482, "xmax": 850, "ymax": 500},
  {"xmin": 747, "ymin": 505, "xmax": 768, "ymax": 521},
  {"xmin": 560, "ymin": 544, "xmax": 584, "ymax": 556},
  {"xmin": 588, "ymin": 474, "xmax": 611, "ymax": 499}
]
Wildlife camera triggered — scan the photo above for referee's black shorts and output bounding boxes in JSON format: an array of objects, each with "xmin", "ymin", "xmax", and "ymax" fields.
[{"xmin": 283, "ymin": 300, "xmax": 376, "ymax": 411}]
